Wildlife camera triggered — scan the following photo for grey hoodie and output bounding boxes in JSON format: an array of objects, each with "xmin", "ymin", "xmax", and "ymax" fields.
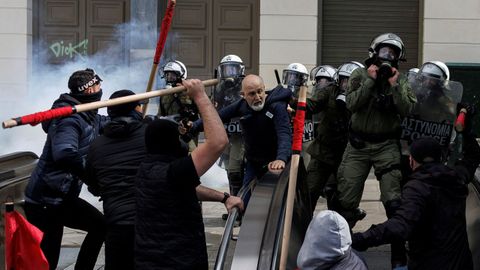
[{"xmin": 297, "ymin": 210, "xmax": 368, "ymax": 270}]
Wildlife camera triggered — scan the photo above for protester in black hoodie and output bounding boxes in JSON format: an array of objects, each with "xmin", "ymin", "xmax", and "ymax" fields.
[
  {"xmin": 87, "ymin": 89, "xmax": 244, "ymax": 270},
  {"xmin": 352, "ymin": 134, "xmax": 480, "ymax": 270},
  {"xmin": 85, "ymin": 90, "xmax": 146, "ymax": 270}
]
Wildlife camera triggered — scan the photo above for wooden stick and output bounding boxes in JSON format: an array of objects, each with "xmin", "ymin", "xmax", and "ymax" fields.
[
  {"xmin": 3, "ymin": 79, "xmax": 218, "ymax": 129},
  {"xmin": 279, "ymin": 85, "xmax": 308, "ymax": 270}
]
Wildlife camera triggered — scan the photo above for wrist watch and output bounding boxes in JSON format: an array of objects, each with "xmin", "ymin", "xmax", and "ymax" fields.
[{"xmin": 221, "ymin": 192, "xmax": 230, "ymax": 203}]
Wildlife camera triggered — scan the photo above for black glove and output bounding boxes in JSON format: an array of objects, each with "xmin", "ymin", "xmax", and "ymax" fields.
[{"xmin": 351, "ymin": 232, "xmax": 370, "ymax": 252}]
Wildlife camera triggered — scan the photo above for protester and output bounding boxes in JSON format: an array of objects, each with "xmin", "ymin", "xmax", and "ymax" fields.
[
  {"xmin": 135, "ymin": 79, "xmax": 244, "ymax": 269},
  {"xmin": 24, "ymin": 68, "xmax": 107, "ymax": 270},
  {"xmin": 297, "ymin": 210, "xmax": 368, "ymax": 270},
  {"xmin": 352, "ymin": 135, "xmax": 480, "ymax": 270},
  {"xmin": 85, "ymin": 90, "xmax": 146, "ymax": 270}
]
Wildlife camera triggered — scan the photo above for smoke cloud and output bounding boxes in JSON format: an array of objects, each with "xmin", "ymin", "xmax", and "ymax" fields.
[
  {"xmin": 0, "ymin": 20, "xmax": 163, "ymax": 156},
  {"xmin": 0, "ymin": 19, "xmax": 228, "ymax": 188}
]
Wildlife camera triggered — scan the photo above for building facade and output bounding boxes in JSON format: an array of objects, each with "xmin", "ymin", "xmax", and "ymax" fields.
[{"xmin": 1, "ymin": 0, "xmax": 480, "ymax": 110}]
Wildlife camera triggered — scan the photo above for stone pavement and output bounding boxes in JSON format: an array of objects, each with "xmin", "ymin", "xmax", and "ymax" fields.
[{"xmin": 58, "ymin": 172, "xmax": 391, "ymax": 270}]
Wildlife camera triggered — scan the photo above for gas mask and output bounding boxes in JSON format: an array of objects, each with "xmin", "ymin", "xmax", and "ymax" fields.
[
  {"xmin": 164, "ymin": 71, "xmax": 183, "ymax": 86},
  {"xmin": 375, "ymin": 46, "xmax": 398, "ymax": 82}
]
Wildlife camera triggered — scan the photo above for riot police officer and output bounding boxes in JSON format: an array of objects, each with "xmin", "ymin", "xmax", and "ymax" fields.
[
  {"xmin": 157, "ymin": 60, "xmax": 199, "ymax": 150},
  {"xmin": 213, "ymin": 55, "xmax": 246, "ymax": 220},
  {"xmin": 305, "ymin": 62, "xmax": 363, "ymax": 212},
  {"xmin": 282, "ymin": 63, "xmax": 314, "ymax": 166},
  {"xmin": 336, "ymin": 33, "xmax": 416, "ymax": 269}
]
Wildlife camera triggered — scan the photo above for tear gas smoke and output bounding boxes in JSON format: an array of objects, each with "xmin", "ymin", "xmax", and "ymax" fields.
[{"xmin": 0, "ymin": 20, "xmax": 228, "ymax": 188}]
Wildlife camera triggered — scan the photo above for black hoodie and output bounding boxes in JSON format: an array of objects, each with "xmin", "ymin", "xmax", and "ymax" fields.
[{"xmin": 85, "ymin": 115, "xmax": 146, "ymax": 225}]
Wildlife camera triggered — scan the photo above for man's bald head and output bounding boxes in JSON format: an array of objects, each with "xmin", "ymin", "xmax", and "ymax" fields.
[{"xmin": 241, "ymin": 75, "xmax": 266, "ymax": 111}]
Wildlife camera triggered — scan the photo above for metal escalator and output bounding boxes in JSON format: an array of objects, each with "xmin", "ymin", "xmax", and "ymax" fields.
[
  {"xmin": 0, "ymin": 151, "xmax": 38, "ymax": 268},
  {"xmin": 216, "ymin": 160, "xmax": 312, "ymax": 270}
]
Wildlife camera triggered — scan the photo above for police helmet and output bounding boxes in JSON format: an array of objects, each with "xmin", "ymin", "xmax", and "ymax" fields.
[
  {"xmin": 282, "ymin": 63, "xmax": 309, "ymax": 87},
  {"xmin": 162, "ymin": 60, "xmax": 187, "ymax": 84},
  {"xmin": 218, "ymin": 54, "xmax": 245, "ymax": 79},
  {"xmin": 419, "ymin": 61, "xmax": 450, "ymax": 81},
  {"xmin": 368, "ymin": 33, "xmax": 406, "ymax": 61}
]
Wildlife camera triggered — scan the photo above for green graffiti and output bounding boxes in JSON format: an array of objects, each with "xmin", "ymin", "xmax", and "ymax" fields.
[{"xmin": 49, "ymin": 39, "xmax": 88, "ymax": 59}]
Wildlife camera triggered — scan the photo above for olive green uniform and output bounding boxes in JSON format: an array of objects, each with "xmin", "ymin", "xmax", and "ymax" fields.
[
  {"xmin": 337, "ymin": 67, "xmax": 416, "ymax": 214},
  {"xmin": 158, "ymin": 93, "xmax": 198, "ymax": 151},
  {"xmin": 305, "ymin": 84, "xmax": 350, "ymax": 210},
  {"xmin": 214, "ymin": 80, "xmax": 245, "ymax": 196}
]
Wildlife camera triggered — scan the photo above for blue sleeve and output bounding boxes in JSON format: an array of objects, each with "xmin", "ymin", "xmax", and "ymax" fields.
[
  {"xmin": 50, "ymin": 117, "xmax": 85, "ymax": 175},
  {"xmin": 271, "ymin": 102, "xmax": 292, "ymax": 162},
  {"xmin": 191, "ymin": 99, "xmax": 242, "ymax": 133}
]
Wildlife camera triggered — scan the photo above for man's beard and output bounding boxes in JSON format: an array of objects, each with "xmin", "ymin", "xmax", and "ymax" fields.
[{"xmin": 249, "ymin": 101, "xmax": 265, "ymax": 111}]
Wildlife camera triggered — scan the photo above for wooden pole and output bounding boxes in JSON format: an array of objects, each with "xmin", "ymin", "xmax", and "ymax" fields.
[
  {"xmin": 279, "ymin": 85, "xmax": 307, "ymax": 270},
  {"xmin": 3, "ymin": 79, "xmax": 218, "ymax": 129}
]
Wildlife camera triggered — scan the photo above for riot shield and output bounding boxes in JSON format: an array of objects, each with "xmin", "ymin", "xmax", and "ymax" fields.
[{"xmin": 400, "ymin": 75, "xmax": 463, "ymax": 151}]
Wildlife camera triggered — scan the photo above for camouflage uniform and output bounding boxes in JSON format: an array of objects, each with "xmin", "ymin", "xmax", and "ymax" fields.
[
  {"xmin": 337, "ymin": 67, "xmax": 416, "ymax": 221},
  {"xmin": 305, "ymin": 84, "xmax": 350, "ymax": 211}
]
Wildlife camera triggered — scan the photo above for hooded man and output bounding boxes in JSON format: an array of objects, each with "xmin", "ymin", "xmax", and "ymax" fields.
[
  {"xmin": 352, "ymin": 135, "xmax": 480, "ymax": 270},
  {"xmin": 297, "ymin": 210, "xmax": 368, "ymax": 270}
]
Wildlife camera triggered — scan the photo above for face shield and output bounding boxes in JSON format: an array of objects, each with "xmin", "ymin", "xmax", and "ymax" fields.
[
  {"xmin": 377, "ymin": 46, "xmax": 397, "ymax": 61},
  {"xmin": 282, "ymin": 70, "xmax": 308, "ymax": 88},
  {"xmin": 339, "ymin": 76, "xmax": 349, "ymax": 93},
  {"xmin": 164, "ymin": 71, "xmax": 182, "ymax": 85},
  {"xmin": 218, "ymin": 63, "xmax": 243, "ymax": 79},
  {"xmin": 315, "ymin": 77, "xmax": 334, "ymax": 90}
]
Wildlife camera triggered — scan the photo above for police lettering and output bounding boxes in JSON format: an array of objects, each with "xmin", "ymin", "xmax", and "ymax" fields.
[
  {"xmin": 400, "ymin": 117, "xmax": 452, "ymax": 146},
  {"xmin": 224, "ymin": 121, "xmax": 242, "ymax": 134},
  {"xmin": 303, "ymin": 120, "xmax": 314, "ymax": 142}
]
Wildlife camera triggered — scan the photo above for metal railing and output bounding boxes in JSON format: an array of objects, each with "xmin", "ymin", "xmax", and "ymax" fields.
[{"xmin": 214, "ymin": 179, "xmax": 257, "ymax": 270}]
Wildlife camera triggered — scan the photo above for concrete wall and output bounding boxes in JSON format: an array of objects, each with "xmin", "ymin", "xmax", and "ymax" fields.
[
  {"xmin": 259, "ymin": 0, "xmax": 317, "ymax": 89},
  {"xmin": 423, "ymin": 0, "xmax": 480, "ymax": 63},
  {"xmin": 0, "ymin": 0, "xmax": 31, "ymax": 102}
]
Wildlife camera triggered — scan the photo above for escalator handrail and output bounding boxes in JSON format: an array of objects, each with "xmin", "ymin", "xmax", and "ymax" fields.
[{"xmin": 214, "ymin": 178, "xmax": 257, "ymax": 270}]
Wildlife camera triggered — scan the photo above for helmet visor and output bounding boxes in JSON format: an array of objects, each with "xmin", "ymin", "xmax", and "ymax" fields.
[
  {"xmin": 282, "ymin": 70, "xmax": 307, "ymax": 87},
  {"xmin": 420, "ymin": 63, "xmax": 446, "ymax": 80},
  {"xmin": 218, "ymin": 63, "xmax": 243, "ymax": 79},
  {"xmin": 378, "ymin": 46, "xmax": 397, "ymax": 61},
  {"xmin": 315, "ymin": 77, "xmax": 334, "ymax": 89},
  {"xmin": 339, "ymin": 76, "xmax": 349, "ymax": 92},
  {"xmin": 164, "ymin": 71, "xmax": 181, "ymax": 84}
]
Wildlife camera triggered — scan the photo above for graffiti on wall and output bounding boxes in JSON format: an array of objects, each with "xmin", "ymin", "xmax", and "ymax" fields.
[{"xmin": 49, "ymin": 39, "xmax": 89, "ymax": 59}]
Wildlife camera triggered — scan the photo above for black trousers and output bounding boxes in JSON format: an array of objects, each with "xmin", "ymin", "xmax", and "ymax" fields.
[
  {"xmin": 24, "ymin": 198, "xmax": 106, "ymax": 270},
  {"xmin": 105, "ymin": 224, "xmax": 134, "ymax": 270}
]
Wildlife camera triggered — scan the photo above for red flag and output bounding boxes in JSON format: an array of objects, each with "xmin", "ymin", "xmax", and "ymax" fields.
[{"xmin": 4, "ymin": 211, "xmax": 49, "ymax": 270}]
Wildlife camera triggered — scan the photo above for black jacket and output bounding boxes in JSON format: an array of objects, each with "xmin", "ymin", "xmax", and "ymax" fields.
[
  {"xmin": 353, "ymin": 134, "xmax": 480, "ymax": 270},
  {"xmin": 85, "ymin": 114, "xmax": 146, "ymax": 225},
  {"xmin": 25, "ymin": 93, "xmax": 107, "ymax": 205},
  {"xmin": 135, "ymin": 154, "xmax": 206, "ymax": 270}
]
